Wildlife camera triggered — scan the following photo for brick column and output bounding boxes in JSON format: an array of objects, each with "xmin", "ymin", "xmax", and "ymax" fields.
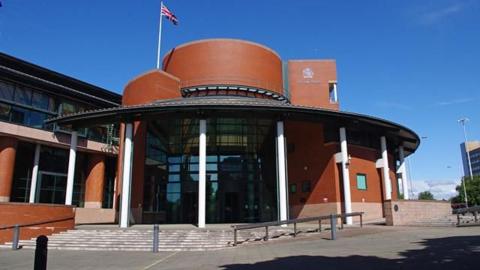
[
  {"xmin": 0, "ymin": 137, "xmax": 17, "ymax": 202},
  {"xmin": 84, "ymin": 154, "xmax": 106, "ymax": 208}
]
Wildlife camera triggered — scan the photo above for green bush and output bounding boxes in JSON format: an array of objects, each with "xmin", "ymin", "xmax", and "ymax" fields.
[
  {"xmin": 451, "ymin": 176, "xmax": 480, "ymax": 206},
  {"xmin": 418, "ymin": 191, "xmax": 434, "ymax": 200}
]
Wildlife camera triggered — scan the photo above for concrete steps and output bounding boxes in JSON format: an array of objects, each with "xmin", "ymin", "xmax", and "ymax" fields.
[{"xmin": 0, "ymin": 228, "xmax": 293, "ymax": 251}]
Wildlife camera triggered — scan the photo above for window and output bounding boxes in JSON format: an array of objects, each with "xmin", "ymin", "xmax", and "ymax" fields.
[
  {"xmin": 32, "ymin": 91, "xmax": 52, "ymax": 111},
  {"xmin": 356, "ymin": 174, "xmax": 367, "ymax": 190},
  {"xmin": 14, "ymin": 86, "xmax": 32, "ymax": 105},
  {"xmin": 290, "ymin": 184, "xmax": 297, "ymax": 193},
  {"xmin": 59, "ymin": 101, "xmax": 76, "ymax": 115},
  {"xmin": 0, "ymin": 81, "xmax": 14, "ymax": 101},
  {"xmin": 0, "ymin": 103, "xmax": 11, "ymax": 121},
  {"xmin": 10, "ymin": 107, "xmax": 30, "ymax": 125},
  {"xmin": 302, "ymin": 181, "xmax": 311, "ymax": 193},
  {"xmin": 328, "ymin": 82, "xmax": 338, "ymax": 103},
  {"xmin": 29, "ymin": 111, "xmax": 48, "ymax": 129}
]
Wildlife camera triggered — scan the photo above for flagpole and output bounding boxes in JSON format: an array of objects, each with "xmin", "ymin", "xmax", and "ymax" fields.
[{"xmin": 156, "ymin": 1, "xmax": 164, "ymax": 69}]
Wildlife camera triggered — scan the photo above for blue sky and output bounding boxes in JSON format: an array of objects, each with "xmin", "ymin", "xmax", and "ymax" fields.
[{"xmin": 1, "ymin": 0, "xmax": 479, "ymax": 199}]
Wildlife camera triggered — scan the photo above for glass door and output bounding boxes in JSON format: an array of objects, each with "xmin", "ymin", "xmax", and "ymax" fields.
[{"xmin": 36, "ymin": 171, "xmax": 68, "ymax": 204}]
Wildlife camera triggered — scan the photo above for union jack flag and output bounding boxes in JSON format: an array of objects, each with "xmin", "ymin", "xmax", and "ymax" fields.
[{"xmin": 161, "ymin": 3, "xmax": 178, "ymax": 25}]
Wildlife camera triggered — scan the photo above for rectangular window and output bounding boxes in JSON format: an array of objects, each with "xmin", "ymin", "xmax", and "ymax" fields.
[
  {"xmin": 0, "ymin": 103, "xmax": 11, "ymax": 121},
  {"xmin": 356, "ymin": 174, "xmax": 367, "ymax": 190},
  {"xmin": 29, "ymin": 111, "xmax": 48, "ymax": 129},
  {"xmin": 32, "ymin": 91, "xmax": 51, "ymax": 111},
  {"xmin": 10, "ymin": 107, "xmax": 30, "ymax": 125},
  {"xmin": 328, "ymin": 82, "xmax": 338, "ymax": 103},
  {"xmin": 290, "ymin": 183, "xmax": 297, "ymax": 193},
  {"xmin": 59, "ymin": 101, "xmax": 76, "ymax": 115},
  {"xmin": 0, "ymin": 81, "xmax": 15, "ymax": 101},
  {"xmin": 302, "ymin": 181, "xmax": 311, "ymax": 193},
  {"xmin": 14, "ymin": 86, "xmax": 32, "ymax": 106}
]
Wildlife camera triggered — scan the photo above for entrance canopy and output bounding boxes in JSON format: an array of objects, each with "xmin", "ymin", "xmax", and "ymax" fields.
[{"xmin": 46, "ymin": 96, "xmax": 420, "ymax": 154}]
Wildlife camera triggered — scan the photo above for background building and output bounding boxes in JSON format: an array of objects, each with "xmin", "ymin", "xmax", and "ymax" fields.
[{"xmin": 460, "ymin": 141, "xmax": 480, "ymax": 177}]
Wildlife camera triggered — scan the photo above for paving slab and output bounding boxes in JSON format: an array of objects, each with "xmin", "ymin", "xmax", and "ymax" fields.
[{"xmin": 0, "ymin": 225, "xmax": 479, "ymax": 270}]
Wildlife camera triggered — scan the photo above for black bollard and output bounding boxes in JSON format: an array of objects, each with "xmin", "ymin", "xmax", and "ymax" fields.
[
  {"xmin": 12, "ymin": 224, "xmax": 20, "ymax": 250},
  {"xmin": 34, "ymin": 235, "xmax": 48, "ymax": 270},
  {"xmin": 330, "ymin": 214, "xmax": 337, "ymax": 240},
  {"xmin": 153, "ymin": 224, "xmax": 159, "ymax": 253}
]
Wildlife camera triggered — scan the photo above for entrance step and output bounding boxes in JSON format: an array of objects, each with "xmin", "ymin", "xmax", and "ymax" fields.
[{"xmin": 0, "ymin": 227, "xmax": 308, "ymax": 251}]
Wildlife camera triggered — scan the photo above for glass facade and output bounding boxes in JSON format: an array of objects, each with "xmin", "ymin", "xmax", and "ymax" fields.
[
  {"xmin": 0, "ymin": 79, "xmax": 119, "ymax": 145},
  {"xmin": 34, "ymin": 146, "xmax": 86, "ymax": 206},
  {"xmin": 10, "ymin": 142, "xmax": 35, "ymax": 202},
  {"xmin": 143, "ymin": 117, "xmax": 278, "ymax": 224},
  {"xmin": 9, "ymin": 141, "xmax": 116, "ymax": 208}
]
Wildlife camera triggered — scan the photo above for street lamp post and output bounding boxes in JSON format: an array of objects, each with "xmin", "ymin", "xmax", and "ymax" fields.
[
  {"xmin": 458, "ymin": 118, "xmax": 474, "ymax": 178},
  {"xmin": 462, "ymin": 176, "xmax": 469, "ymax": 208},
  {"xmin": 458, "ymin": 118, "xmax": 472, "ymax": 208}
]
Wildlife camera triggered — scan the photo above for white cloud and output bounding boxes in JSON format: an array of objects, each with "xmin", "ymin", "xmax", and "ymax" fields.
[
  {"xmin": 410, "ymin": 179, "xmax": 460, "ymax": 200},
  {"xmin": 434, "ymin": 98, "xmax": 476, "ymax": 107},
  {"xmin": 418, "ymin": 3, "xmax": 466, "ymax": 25}
]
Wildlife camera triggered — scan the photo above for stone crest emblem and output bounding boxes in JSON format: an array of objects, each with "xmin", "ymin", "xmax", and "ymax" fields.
[{"xmin": 302, "ymin": 67, "xmax": 314, "ymax": 79}]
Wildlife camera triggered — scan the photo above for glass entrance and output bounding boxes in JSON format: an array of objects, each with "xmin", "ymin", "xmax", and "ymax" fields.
[
  {"xmin": 143, "ymin": 119, "xmax": 199, "ymax": 224},
  {"xmin": 204, "ymin": 118, "xmax": 278, "ymax": 223},
  {"xmin": 143, "ymin": 117, "xmax": 278, "ymax": 224}
]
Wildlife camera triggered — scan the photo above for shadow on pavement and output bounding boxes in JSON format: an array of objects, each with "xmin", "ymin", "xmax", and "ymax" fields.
[{"xmin": 220, "ymin": 235, "xmax": 480, "ymax": 270}]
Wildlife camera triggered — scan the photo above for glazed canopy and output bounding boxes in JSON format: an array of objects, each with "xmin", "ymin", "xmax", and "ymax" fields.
[{"xmin": 46, "ymin": 96, "xmax": 421, "ymax": 155}]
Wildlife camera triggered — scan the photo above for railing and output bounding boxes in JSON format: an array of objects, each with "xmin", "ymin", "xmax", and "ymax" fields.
[
  {"xmin": 179, "ymin": 76, "xmax": 284, "ymax": 94},
  {"xmin": 231, "ymin": 212, "xmax": 364, "ymax": 246},
  {"xmin": 453, "ymin": 206, "xmax": 480, "ymax": 226},
  {"xmin": 1, "ymin": 216, "xmax": 75, "ymax": 250},
  {"xmin": 0, "ymin": 216, "xmax": 75, "ymax": 231}
]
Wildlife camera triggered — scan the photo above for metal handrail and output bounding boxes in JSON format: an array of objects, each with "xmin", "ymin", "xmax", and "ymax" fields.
[
  {"xmin": 231, "ymin": 212, "xmax": 364, "ymax": 246},
  {"xmin": 0, "ymin": 216, "xmax": 75, "ymax": 231},
  {"xmin": 453, "ymin": 205, "xmax": 480, "ymax": 215},
  {"xmin": 453, "ymin": 206, "xmax": 479, "ymax": 226},
  {"xmin": 180, "ymin": 76, "xmax": 284, "ymax": 93}
]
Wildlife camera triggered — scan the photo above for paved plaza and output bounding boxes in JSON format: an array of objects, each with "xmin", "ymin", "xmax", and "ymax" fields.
[{"xmin": 1, "ymin": 225, "xmax": 479, "ymax": 270}]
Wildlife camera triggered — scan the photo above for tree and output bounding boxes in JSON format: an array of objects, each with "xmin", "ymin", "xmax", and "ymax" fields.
[
  {"xmin": 418, "ymin": 191, "xmax": 435, "ymax": 200},
  {"xmin": 452, "ymin": 176, "xmax": 480, "ymax": 207}
]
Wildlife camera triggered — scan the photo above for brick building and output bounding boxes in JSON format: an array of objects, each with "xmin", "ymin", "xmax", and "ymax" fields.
[{"xmin": 1, "ymin": 39, "xmax": 420, "ymax": 228}]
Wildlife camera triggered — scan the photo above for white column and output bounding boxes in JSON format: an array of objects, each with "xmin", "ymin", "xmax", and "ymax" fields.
[
  {"xmin": 398, "ymin": 146, "xmax": 409, "ymax": 200},
  {"xmin": 339, "ymin": 127, "xmax": 353, "ymax": 225},
  {"xmin": 380, "ymin": 136, "xmax": 392, "ymax": 200},
  {"xmin": 120, "ymin": 123, "xmax": 134, "ymax": 228},
  {"xmin": 276, "ymin": 121, "xmax": 288, "ymax": 224},
  {"xmin": 65, "ymin": 131, "xmax": 78, "ymax": 205},
  {"xmin": 29, "ymin": 144, "xmax": 41, "ymax": 203},
  {"xmin": 198, "ymin": 119, "xmax": 207, "ymax": 228}
]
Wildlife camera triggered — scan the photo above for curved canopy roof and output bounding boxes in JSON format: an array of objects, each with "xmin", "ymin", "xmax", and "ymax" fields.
[{"xmin": 46, "ymin": 96, "xmax": 420, "ymax": 155}]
